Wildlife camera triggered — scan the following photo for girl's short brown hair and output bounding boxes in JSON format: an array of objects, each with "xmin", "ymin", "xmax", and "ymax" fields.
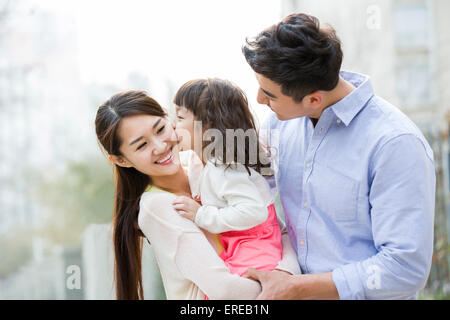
[{"xmin": 174, "ymin": 78, "xmax": 271, "ymax": 175}]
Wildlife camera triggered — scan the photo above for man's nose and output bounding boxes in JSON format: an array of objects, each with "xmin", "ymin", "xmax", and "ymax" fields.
[{"xmin": 257, "ymin": 89, "xmax": 268, "ymax": 105}]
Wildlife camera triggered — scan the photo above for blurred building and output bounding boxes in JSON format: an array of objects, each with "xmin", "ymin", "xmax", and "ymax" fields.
[
  {"xmin": 281, "ymin": 0, "xmax": 450, "ymax": 296},
  {"xmin": 82, "ymin": 224, "xmax": 165, "ymax": 300},
  {"xmin": 0, "ymin": 1, "xmax": 167, "ymax": 299},
  {"xmin": 0, "ymin": 0, "xmax": 94, "ymax": 234},
  {"xmin": 281, "ymin": 0, "xmax": 449, "ymax": 129}
]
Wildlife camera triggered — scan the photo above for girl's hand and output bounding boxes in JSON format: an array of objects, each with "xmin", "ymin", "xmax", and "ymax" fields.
[{"xmin": 172, "ymin": 196, "xmax": 201, "ymax": 222}]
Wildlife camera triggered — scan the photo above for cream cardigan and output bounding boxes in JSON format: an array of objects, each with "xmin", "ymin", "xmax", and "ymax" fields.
[
  {"xmin": 138, "ymin": 151, "xmax": 301, "ymax": 300},
  {"xmin": 193, "ymin": 159, "xmax": 276, "ymax": 234}
]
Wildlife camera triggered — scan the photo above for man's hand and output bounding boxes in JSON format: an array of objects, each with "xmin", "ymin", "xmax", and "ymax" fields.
[
  {"xmin": 243, "ymin": 269, "xmax": 339, "ymax": 300},
  {"xmin": 243, "ymin": 268, "xmax": 298, "ymax": 300},
  {"xmin": 172, "ymin": 196, "xmax": 201, "ymax": 222}
]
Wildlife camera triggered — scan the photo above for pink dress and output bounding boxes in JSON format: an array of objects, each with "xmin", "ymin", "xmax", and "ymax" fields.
[
  {"xmin": 218, "ymin": 203, "xmax": 282, "ymax": 276},
  {"xmin": 204, "ymin": 203, "xmax": 282, "ymax": 300}
]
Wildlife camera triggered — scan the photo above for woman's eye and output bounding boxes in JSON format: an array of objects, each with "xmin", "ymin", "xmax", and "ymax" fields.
[
  {"xmin": 177, "ymin": 115, "xmax": 184, "ymax": 120},
  {"xmin": 137, "ymin": 142, "xmax": 146, "ymax": 150},
  {"xmin": 157, "ymin": 125, "xmax": 166, "ymax": 134}
]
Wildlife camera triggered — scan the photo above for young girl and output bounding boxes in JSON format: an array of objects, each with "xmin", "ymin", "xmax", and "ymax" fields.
[{"xmin": 172, "ymin": 78, "xmax": 283, "ymax": 277}]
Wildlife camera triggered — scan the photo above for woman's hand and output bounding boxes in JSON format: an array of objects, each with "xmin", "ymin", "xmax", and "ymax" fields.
[{"xmin": 172, "ymin": 196, "xmax": 201, "ymax": 222}]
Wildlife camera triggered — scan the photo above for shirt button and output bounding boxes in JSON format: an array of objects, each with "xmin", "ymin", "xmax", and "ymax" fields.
[
  {"xmin": 306, "ymin": 163, "xmax": 312, "ymax": 168},
  {"xmin": 300, "ymin": 240, "xmax": 305, "ymax": 245},
  {"xmin": 303, "ymin": 202, "xmax": 309, "ymax": 207},
  {"xmin": 337, "ymin": 119, "xmax": 342, "ymax": 124}
]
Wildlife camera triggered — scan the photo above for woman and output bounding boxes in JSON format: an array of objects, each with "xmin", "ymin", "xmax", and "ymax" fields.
[{"xmin": 95, "ymin": 90, "xmax": 300, "ymax": 300}]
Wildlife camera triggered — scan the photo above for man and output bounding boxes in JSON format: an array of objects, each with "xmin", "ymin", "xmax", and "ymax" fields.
[{"xmin": 242, "ymin": 13, "xmax": 435, "ymax": 299}]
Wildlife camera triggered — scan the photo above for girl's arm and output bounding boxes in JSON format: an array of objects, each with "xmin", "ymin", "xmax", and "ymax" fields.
[
  {"xmin": 139, "ymin": 192, "xmax": 261, "ymax": 300},
  {"xmin": 194, "ymin": 164, "xmax": 269, "ymax": 234}
]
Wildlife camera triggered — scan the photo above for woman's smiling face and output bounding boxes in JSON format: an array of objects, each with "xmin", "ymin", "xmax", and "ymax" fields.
[{"xmin": 113, "ymin": 114, "xmax": 181, "ymax": 176}]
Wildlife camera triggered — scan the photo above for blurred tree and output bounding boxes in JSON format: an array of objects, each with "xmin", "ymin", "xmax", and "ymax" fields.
[
  {"xmin": 0, "ymin": 227, "xmax": 32, "ymax": 279},
  {"xmin": 423, "ymin": 130, "xmax": 450, "ymax": 299},
  {"xmin": 33, "ymin": 155, "xmax": 114, "ymax": 245}
]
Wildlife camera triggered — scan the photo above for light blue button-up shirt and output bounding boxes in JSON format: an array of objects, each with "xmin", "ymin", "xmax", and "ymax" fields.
[{"xmin": 263, "ymin": 71, "xmax": 435, "ymax": 299}]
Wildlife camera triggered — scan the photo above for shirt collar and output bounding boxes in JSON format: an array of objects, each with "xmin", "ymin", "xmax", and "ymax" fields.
[{"xmin": 329, "ymin": 71, "xmax": 375, "ymax": 126}]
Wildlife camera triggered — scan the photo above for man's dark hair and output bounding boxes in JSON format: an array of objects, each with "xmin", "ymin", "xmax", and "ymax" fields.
[{"xmin": 242, "ymin": 13, "xmax": 343, "ymax": 102}]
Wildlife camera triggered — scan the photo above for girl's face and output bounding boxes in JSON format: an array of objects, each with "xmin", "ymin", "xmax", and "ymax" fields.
[
  {"xmin": 112, "ymin": 114, "xmax": 181, "ymax": 177},
  {"xmin": 174, "ymin": 105, "xmax": 196, "ymax": 151}
]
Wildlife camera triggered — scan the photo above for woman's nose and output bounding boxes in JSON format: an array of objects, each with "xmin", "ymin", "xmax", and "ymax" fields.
[{"xmin": 152, "ymin": 138, "xmax": 168, "ymax": 155}]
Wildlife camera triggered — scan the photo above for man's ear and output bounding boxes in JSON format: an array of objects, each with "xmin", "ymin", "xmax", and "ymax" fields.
[
  {"xmin": 109, "ymin": 155, "xmax": 133, "ymax": 168},
  {"xmin": 304, "ymin": 91, "xmax": 323, "ymax": 108}
]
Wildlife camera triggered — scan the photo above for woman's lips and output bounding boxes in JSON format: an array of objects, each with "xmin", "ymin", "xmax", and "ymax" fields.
[
  {"xmin": 155, "ymin": 148, "xmax": 173, "ymax": 165},
  {"xmin": 156, "ymin": 154, "xmax": 173, "ymax": 166}
]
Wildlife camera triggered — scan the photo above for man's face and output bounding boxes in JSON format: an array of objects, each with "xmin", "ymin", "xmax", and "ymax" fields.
[{"xmin": 255, "ymin": 73, "xmax": 316, "ymax": 121}]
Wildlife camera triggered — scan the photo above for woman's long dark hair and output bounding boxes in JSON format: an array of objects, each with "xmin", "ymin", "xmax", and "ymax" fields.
[
  {"xmin": 95, "ymin": 90, "xmax": 167, "ymax": 300},
  {"xmin": 174, "ymin": 78, "xmax": 271, "ymax": 175}
]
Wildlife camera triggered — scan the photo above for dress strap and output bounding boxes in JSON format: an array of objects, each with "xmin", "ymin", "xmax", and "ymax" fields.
[{"xmin": 145, "ymin": 185, "xmax": 171, "ymax": 194}]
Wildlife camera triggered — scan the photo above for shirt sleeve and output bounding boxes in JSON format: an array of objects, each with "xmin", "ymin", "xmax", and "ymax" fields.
[
  {"xmin": 275, "ymin": 233, "xmax": 302, "ymax": 275},
  {"xmin": 270, "ymin": 199, "xmax": 302, "ymax": 275},
  {"xmin": 194, "ymin": 164, "xmax": 269, "ymax": 234},
  {"xmin": 175, "ymin": 231, "xmax": 261, "ymax": 299},
  {"xmin": 331, "ymin": 134, "xmax": 435, "ymax": 299},
  {"xmin": 139, "ymin": 192, "xmax": 261, "ymax": 300}
]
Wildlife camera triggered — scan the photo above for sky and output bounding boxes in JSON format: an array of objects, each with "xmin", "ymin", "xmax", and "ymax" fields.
[{"xmin": 37, "ymin": 0, "xmax": 284, "ymax": 124}]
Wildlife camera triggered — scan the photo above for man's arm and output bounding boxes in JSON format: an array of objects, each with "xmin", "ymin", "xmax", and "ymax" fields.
[
  {"xmin": 244, "ymin": 269, "xmax": 339, "ymax": 300},
  {"xmin": 331, "ymin": 134, "xmax": 435, "ymax": 299}
]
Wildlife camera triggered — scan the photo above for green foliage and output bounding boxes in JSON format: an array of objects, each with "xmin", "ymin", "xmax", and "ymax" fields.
[
  {"xmin": 33, "ymin": 154, "xmax": 114, "ymax": 245},
  {"xmin": 0, "ymin": 227, "xmax": 33, "ymax": 279},
  {"xmin": 419, "ymin": 289, "xmax": 450, "ymax": 300}
]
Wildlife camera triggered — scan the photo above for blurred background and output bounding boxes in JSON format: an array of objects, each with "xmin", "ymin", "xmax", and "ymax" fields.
[{"xmin": 0, "ymin": 0, "xmax": 448, "ymax": 299}]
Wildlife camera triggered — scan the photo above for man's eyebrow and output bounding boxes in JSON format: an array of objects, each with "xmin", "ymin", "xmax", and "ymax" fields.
[
  {"xmin": 261, "ymin": 88, "xmax": 277, "ymax": 99},
  {"xmin": 129, "ymin": 118, "xmax": 162, "ymax": 146}
]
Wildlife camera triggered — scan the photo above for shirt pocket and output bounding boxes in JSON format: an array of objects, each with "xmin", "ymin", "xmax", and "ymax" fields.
[{"xmin": 311, "ymin": 163, "xmax": 360, "ymax": 222}]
